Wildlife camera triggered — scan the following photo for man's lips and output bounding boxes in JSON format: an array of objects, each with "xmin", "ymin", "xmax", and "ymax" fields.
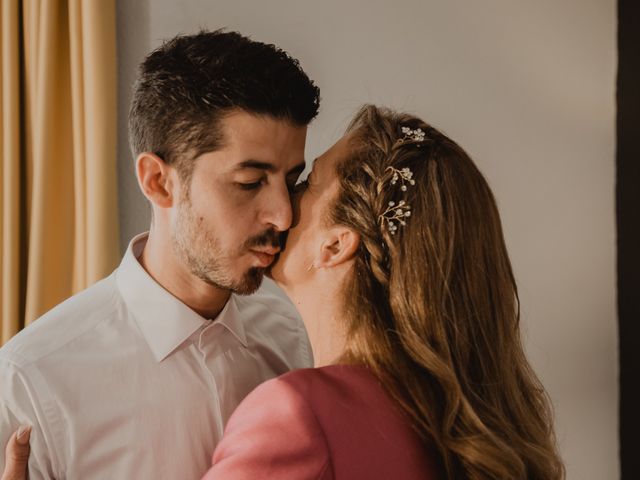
[
  {"xmin": 249, "ymin": 247, "xmax": 281, "ymax": 267},
  {"xmin": 251, "ymin": 246, "xmax": 280, "ymax": 255}
]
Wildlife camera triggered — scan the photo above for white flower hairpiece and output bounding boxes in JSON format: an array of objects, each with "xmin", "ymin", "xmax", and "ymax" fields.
[
  {"xmin": 387, "ymin": 165, "xmax": 415, "ymax": 192},
  {"xmin": 378, "ymin": 199, "xmax": 412, "ymax": 235},
  {"xmin": 378, "ymin": 125, "xmax": 424, "ymax": 237},
  {"xmin": 396, "ymin": 126, "xmax": 426, "ymax": 145},
  {"xmin": 378, "ymin": 165, "xmax": 415, "ymax": 236}
]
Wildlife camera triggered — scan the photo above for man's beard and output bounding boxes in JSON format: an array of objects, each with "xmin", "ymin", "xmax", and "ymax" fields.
[{"xmin": 171, "ymin": 199, "xmax": 281, "ymax": 295}]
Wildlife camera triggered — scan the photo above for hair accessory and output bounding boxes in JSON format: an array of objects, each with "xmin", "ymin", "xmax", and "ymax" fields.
[
  {"xmin": 387, "ymin": 166, "xmax": 415, "ymax": 192},
  {"xmin": 396, "ymin": 126, "xmax": 425, "ymax": 145},
  {"xmin": 378, "ymin": 200, "xmax": 412, "ymax": 235},
  {"xmin": 378, "ymin": 165, "xmax": 415, "ymax": 235}
]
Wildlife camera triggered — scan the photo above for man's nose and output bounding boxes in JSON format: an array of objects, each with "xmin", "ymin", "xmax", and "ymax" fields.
[{"xmin": 261, "ymin": 186, "xmax": 293, "ymax": 232}]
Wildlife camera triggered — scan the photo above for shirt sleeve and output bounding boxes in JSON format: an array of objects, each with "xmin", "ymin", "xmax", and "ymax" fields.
[
  {"xmin": 201, "ymin": 376, "xmax": 333, "ymax": 480},
  {"xmin": 0, "ymin": 357, "xmax": 59, "ymax": 479}
]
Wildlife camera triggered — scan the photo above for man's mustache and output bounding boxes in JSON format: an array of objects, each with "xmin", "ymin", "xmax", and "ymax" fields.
[
  {"xmin": 244, "ymin": 229, "xmax": 286, "ymax": 250},
  {"xmin": 278, "ymin": 230, "xmax": 289, "ymax": 251}
]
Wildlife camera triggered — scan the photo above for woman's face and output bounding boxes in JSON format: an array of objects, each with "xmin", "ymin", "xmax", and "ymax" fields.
[{"xmin": 270, "ymin": 135, "xmax": 351, "ymax": 289}]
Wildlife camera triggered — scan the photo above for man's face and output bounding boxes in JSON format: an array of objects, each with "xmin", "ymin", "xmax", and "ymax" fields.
[{"xmin": 171, "ymin": 110, "xmax": 307, "ymax": 295}]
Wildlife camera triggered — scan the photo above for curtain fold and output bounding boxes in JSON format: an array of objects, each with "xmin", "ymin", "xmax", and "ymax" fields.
[
  {"xmin": 1, "ymin": 0, "xmax": 23, "ymax": 341},
  {"xmin": 1, "ymin": 0, "xmax": 119, "ymax": 343}
]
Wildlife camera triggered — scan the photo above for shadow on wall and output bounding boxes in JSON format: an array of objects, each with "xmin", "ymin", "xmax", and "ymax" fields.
[{"xmin": 116, "ymin": 0, "xmax": 152, "ymax": 254}]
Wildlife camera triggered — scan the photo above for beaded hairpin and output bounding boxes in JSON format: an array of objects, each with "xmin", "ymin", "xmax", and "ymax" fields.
[
  {"xmin": 378, "ymin": 199, "xmax": 411, "ymax": 235},
  {"xmin": 377, "ymin": 126, "xmax": 423, "ymax": 236},
  {"xmin": 395, "ymin": 126, "xmax": 425, "ymax": 145}
]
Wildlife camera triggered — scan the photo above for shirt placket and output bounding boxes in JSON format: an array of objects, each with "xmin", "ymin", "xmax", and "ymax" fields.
[{"xmin": 196, "ymin": 322, "xmax": 225, "ymax": 440}]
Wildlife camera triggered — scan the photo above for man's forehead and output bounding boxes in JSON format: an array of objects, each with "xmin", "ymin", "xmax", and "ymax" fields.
[
  {"xmin": 221, "ymin": 110, "xmax": 305, "ymax": 142},
  {"xmin": 232, "ymin": 159, "xmax": 306, "ymax": 177},
  {"xmin": 216, "ymin": 111, "xmax": 306, "ymax": 166}
]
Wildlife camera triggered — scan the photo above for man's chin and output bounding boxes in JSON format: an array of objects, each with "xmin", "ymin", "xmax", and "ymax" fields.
[
  {"xmin": 230, "ymin": 267, "xmax": 266, "ymax": 295},
  {"xmin": 200, "ymin": 266, "xmax": 266, "ymax": 296}
]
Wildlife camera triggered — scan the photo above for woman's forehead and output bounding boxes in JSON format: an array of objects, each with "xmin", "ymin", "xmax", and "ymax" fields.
[{"xmin": 312, "ymin": 135, "xmax": 352, "ymax": 179}]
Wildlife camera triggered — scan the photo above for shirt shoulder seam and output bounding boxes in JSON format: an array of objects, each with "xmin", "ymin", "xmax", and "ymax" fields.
[{"xmin": 1, "ymin": 283, "xmax": 121, "ymax": 367}]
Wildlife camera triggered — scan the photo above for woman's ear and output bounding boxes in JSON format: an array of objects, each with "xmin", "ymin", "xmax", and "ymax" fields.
[
  {"xmin": 136, "ymin": 153, "xmax": 176, "ymax": 208},
  {"xmin": 315, "ymin": 226, "xmax": 361, "ymax": 269}
]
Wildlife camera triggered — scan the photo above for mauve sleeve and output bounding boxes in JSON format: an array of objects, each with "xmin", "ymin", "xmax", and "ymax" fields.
[{"xmin": 201, "ymin": 376, "xmax": 333, "ymax": 480}]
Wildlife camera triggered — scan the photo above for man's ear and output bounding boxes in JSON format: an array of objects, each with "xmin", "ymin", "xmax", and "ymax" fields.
[
  {"xmin": 136, "ymin": 153, "xmax": 177, "ymax": 208},
  {"xmin": 315, "ymin": 226, "xmax": 361, "ymax": 269}
]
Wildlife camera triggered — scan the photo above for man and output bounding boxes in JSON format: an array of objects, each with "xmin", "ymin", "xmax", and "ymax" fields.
[{"xmin": 0, "ymin": 30, "xmax": 319, "ymax": 479}]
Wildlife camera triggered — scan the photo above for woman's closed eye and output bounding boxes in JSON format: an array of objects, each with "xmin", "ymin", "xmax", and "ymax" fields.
[{"xmin": 292, "ymin": 179, "xmax": 309, "ymax": 194}]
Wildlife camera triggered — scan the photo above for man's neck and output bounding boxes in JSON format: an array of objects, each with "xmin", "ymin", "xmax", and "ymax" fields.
[{"xmin": 138, "ymin": 228, "xmax": 231, "ymax": 320}]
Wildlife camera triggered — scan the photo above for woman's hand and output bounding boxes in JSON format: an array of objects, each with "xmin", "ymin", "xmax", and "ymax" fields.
[{"xmin": 1, "ymin": 426, "xmax": 30, "ymax": 480}]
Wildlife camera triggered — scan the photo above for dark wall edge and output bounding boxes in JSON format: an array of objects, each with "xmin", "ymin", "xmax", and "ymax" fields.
[{"xmin": 617, "ymin": 1, "xmax": 640, "ymax": 479}]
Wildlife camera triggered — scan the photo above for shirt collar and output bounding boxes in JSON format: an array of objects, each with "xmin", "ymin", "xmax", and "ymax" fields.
[
  {"xmin": 115, "ymin": 233, "xmax": 247, "ymax": 362},
  {"xmin": 212, "ymin": 291, "xmax": 247, "ymax": 348}
]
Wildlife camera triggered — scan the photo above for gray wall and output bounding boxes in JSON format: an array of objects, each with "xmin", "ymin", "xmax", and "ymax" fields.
[{"xmin": 116, "ymin": 1, "xmax": 618, "ymax": 478}]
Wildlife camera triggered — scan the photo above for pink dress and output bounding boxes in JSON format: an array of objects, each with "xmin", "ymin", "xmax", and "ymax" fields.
[{"xmin": 201, "ymin": 364, "xmax": 442, "ymax": 479}]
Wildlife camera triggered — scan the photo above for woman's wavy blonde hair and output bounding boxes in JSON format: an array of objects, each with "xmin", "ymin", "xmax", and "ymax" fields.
[{"xmin": 331, "ymin": 105, "xmax": 564, "ymax": 479}]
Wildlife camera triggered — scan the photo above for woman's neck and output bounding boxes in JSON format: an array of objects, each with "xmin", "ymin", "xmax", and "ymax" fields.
[{"xmin": 288, "ymin": 278, "xmax": 348, "ymax": 367}]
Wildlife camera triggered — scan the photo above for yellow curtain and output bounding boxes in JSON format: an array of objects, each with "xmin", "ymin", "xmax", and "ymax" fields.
[{"xmin": 1, "ymin": 0, "xmax": 119, "ymax": 344}]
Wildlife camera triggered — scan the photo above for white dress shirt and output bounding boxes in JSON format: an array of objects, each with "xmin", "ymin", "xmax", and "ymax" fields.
[{"xmin": 0, "ymin": 233, "xmax": 312, "ymax": 479}]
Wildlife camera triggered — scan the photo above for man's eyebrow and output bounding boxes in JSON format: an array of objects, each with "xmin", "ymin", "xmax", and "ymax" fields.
[
  {"xmin": 234, "ymin": 160, "xmax": 306, "ymax": 177},
  {"xmin": 234, "ymin": 160, "xmax": 276, "ymax": 172}
]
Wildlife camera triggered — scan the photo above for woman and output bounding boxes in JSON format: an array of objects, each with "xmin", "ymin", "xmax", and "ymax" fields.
[
  {"xmin": 204, "ymin": 104, "xmax": 565, "ymax": 479},
  {"xmin": 3, "ymin": 105, "xmax": 564, "ymax": 479}
]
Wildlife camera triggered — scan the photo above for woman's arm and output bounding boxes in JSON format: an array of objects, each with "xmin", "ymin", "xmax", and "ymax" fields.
[{"xmin": 202, "ymin": 375, "xmax": 333, "ymax": 480}]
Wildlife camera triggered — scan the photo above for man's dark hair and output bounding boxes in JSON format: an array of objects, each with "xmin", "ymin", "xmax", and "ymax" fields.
[{"xmin": 129, "ymin": 29, "xmax": 320, "ymax": 178}]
